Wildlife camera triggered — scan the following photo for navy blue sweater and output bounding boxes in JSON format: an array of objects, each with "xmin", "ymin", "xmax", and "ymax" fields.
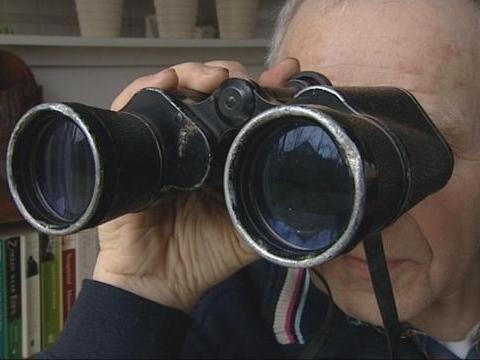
[{"xmin": 40, "ymin": 260, "xmax": 429, "ymax": 359}]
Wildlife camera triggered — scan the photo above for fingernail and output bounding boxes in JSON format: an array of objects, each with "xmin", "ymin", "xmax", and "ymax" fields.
[
  {"xmin": 281, "ymin": 57, "xmax": 300, "ymax": 70},
  {"xmin": 283, "ymin": 57, "xmax": 300, "ymax": 64}
]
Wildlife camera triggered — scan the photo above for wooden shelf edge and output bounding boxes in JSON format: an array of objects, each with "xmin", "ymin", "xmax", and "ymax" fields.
[
  {"xmin": 0, "ymin": 34, "xmax": 270, "ymax": 49},
  {"xmin": 0, "ymin": 220, "xmax": 35, "ymax": 237}
]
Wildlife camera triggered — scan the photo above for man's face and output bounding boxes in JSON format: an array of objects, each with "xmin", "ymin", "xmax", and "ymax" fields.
[{"xmin": 280, "ymin": 0, "xmax": 480, "ymax": 330}]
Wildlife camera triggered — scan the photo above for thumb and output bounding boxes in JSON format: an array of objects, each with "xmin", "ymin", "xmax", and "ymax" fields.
[{"xmin": 258, "ymin": 57, "xmax": 300, "ymax": 88}]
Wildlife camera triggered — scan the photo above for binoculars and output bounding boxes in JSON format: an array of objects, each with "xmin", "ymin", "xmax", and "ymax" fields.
[{"xmin": 6, "ymin": 72, "xmax": 453, "ymax": 267}]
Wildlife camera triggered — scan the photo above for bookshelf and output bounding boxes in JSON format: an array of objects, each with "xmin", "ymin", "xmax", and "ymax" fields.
[
  {"xmin": 0, "ymin": 228, "xmax": 99, "ymax": 357},
  {"xmin": 0, "ymin": 35, "xmax": 269, "ymax": 108}
]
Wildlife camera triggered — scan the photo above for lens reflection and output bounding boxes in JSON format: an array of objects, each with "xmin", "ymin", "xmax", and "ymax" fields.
[
  {"xmin": 34, "ymin": 118, "xmax": 95, "ymax": 221},
  {"xmin": 255, "ymin": 123, "xmax": 353, "ymax": 251}
]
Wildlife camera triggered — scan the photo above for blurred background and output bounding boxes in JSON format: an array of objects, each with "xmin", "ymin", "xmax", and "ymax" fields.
[
  {"xmin": 0, "ymin": 0, "xmax": 278, "ymax": 224},
  {"xmin": 0, "ymin": 0, "xmax": 278, "ymax": 39},
  {"xmin": 0, "ymin": 0, "xmax": 277, "ymax": 108},
  {"xmin": 0, "ymin": 3, "xmax": 282, "ymax": 356}
]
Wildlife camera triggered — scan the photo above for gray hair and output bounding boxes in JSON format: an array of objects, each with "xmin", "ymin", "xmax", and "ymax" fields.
[
  {"xmin": 266, "ymin": 0, "xmax": 305, "ymax": 66},
  {"xmin": 266, "ymin": 0, "xmax": 480, "ymax": 66}
]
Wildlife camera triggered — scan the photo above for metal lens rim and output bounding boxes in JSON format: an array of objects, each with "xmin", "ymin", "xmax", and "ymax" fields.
[
  {"xmin": 248, "ymin": 121, "xmax": 351, "ymax": 252},
  {"xmin": 6, "ymin": 103, "xmax": 102, "ymax": 235},
  {"xmin": 224, "ymin": 105, "xmax": 366, "ymax": 268}
]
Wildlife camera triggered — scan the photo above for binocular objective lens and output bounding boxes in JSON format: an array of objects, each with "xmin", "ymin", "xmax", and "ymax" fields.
[
  {"xmin": 254, "ymin": 124, "xmax": 354, "ymax": 251},
  {"xmin": 33, "ymin": 118, "xmax": 95, "ymax": 222}
]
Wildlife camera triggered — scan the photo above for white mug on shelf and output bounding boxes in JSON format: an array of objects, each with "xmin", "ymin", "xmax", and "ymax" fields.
[
  {"xmin": 75, "ymin": 0, "xmax": 124, "ymax": 38},
  {"xmin": 216, "ymin": 0, "xmax": 259, "ymax": 39},
  {"xmin": 154, "ymin": 0, "xmax": 199, "ymax": 39}
]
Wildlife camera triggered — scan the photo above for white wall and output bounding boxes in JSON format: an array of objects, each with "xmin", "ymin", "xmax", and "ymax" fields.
[
  {"xmin": 2, "ymin": 42, "xmax": 268, "ymax": 107},
  {"xmin": 32, "ymin": 63, "xmax": 266, "ymax": 108}
]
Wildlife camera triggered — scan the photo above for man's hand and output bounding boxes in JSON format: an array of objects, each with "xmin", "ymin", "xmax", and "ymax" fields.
[{"xmin": 93, "ymin": 58, "xmax": 300, "ymax": 313}]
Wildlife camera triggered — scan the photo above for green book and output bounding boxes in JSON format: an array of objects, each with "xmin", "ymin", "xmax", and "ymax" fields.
[
  {"xmin": 2, "ymin": 237, "xmax": 22, "ymax": 359},
  {"xmin": 40, "ymin": 234, "xmax": 61, "ymax": 350}
]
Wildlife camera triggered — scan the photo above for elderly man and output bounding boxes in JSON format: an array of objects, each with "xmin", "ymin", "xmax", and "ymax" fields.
[{"xmin": 41, "ymin": 0, "xmax": 480, "ymax": 358}]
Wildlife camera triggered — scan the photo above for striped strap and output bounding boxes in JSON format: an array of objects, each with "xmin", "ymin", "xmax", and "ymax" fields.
[{"xmin": 273, "ymin": 268, "xmax": 310, "ymax": 345}]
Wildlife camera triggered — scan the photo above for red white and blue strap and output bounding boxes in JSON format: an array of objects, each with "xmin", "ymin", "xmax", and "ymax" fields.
[{"xmin": 273, "ymin": 268, "xmax": 310, "ymax": 345}]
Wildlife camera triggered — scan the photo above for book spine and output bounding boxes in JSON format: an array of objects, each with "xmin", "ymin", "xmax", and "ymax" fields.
[
  {"xmin": 0, "ymin": 241, "xmax": 4, "ymax": 357},
  {"xmin": 75, "ymin": 228, "xmax": 99, "ymax": 296},
  {"xmin": 58, "ymin": 237, "xmax": 63, "ymax": 331},
  {"xmin": 3, "ymin": 237, "xmax": 22, "ymax": 359},
  {"xmin": 20, "ymin": 233, "xmax": 41, "ymax": 358},
  {"xmin": 40, "ymin": 234, "xmax": 61, "ymax": 350},
  {"xmin": 61, "ymin": 236, "xmax": 76, "ymax": 323}
]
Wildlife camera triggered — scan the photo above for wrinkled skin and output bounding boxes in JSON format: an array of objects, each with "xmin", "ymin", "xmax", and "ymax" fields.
[
  {"xmin": 279, "ymin": 0, "xmax": 480, "ymax": 341},
  {"xmin": 94, "ymin": 0, "xmax": 480, "ymax": 341}
]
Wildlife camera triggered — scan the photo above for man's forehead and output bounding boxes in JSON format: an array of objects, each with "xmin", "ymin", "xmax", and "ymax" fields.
[
  {"xmin": 282, "ymin": 0, "xmax": 477, "ymax": 89},
  {"xmin": 280, "ymin": 0, "xmax": 479, "ymax": 143}
]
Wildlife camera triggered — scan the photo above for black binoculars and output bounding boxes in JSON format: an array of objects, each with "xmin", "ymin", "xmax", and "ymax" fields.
[{"xmin": 6, "ymin": 71, "xmax": 453, "ymax": 267}]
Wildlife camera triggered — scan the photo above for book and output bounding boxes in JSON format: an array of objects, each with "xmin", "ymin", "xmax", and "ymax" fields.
[
  {"xmin": 40, "ymin": 234, "xmax": 61, "ymax": 350},
  {"xmin": 20, "ymin": 232, "xmax": 41, "ymax": 358},
  {"xmin": 61, "ymin": 235, "xmax": 76, "ymax": 324},
  {"xmin": 58, "ymin": 237, "xmax": 63, "ymax": 334},
  {"xmin": 2, "ymin": 236, "xmax": 22, "ymax": 359},
  {"xmin": 0, "ymin": 240, "xmax": 4, "ymax": 357},
  {"xmin": 75, "ymin": 228, "xmax": 99, "ymax": 296}
]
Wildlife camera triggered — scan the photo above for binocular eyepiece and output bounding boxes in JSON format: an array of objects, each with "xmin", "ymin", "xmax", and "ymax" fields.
[{"xmin": 6, "ymin": 72, "xmax": 453, "ymax": 267}]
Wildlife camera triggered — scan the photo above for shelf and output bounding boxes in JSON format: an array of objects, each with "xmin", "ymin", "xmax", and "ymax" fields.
[
  {"xmin": 0, "ymin": 34, "xmax": 269, "ymax": 108},
  {"xmin": 0, "ymin": 34, "xmax": 270, "ymax": 70},
  {"xmin": 0, "ymin": 34, "xmax": 269, "ymax": 49},
  {"xmin": 0, "ymin": 220, "xmax": 33, "ymax": 237}
]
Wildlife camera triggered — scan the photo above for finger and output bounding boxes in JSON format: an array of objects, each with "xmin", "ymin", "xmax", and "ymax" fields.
[
  {"xmin": 258, "ymin": 57, "xmax": 300, "ymax": 88},
  {"xmin": 170, "ymin": 62, "xmax": 230, "ymax": 93},
  {"xmin": 111, "ymin": 68, "xmax": 178, "ymax": 111},
  {"xmin": 204, "ymin": 60, "xmax": 249, "ymax": 79}
]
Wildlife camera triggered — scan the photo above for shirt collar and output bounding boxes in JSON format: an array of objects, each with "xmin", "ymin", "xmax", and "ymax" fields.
[{"xmin": 268, "ymin": 265, "xmax": 480, "ymax": 360}]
